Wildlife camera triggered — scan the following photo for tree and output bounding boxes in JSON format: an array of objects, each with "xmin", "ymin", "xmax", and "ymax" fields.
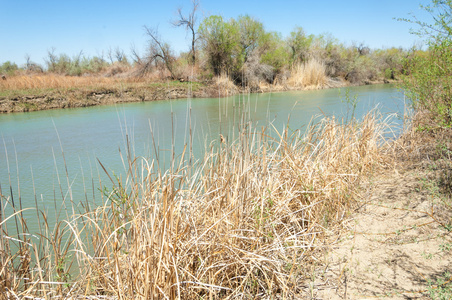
[
  {"xmin": 0, "ymin": 61, "xmax": 18, "ymax": 75},
  {"xmin": 172, "ymin": 0, "xmax": 199, "ymax": 65},
  {"xmin": 398, "ymin": 0, "xmax": 452, "ymax": 40},
  {"xmin": 287, "ymin": 26, "xmax": 314, "ymax": 64},
  {"xmin": 130, "ymin": 43, "xmax": 143, "ymax": 65},
  {"xmin": 24, "ymin": 54, "xmax": 43, "ymax": 73},
  {"xmin": 144, "ymin": 26, "xmax": 177, "ymax": 79},
  {"xmin": 235, "ymin": 15, "xmax": 265, "ymax": 63},
  {"xmin": 114, "ymin": 47, "xmax": 127, "ymax": 63},
  {"xmin": 198, "ymin": 15, "xmax": 240, "ymax": 75},
  {"xmin": 260, "ymin": 32, "xmax": 290, "ymax": 73},
  {"xmin": 400, "ymin": 0, "xmax": 452, "ymax": 126},
  {"xmin": 45, "ymin": 47, "xmax": 58, "ymax": 72}
]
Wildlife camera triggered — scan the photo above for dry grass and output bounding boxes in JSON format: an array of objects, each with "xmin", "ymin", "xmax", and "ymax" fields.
[
  {"xmin": 0, "ymin": 74, "xmax": 124, "ymax": 91},
  {"xmin": 214, "ymin": 73, "xmax": 239, "ymax": 96},
  {"xmin": 288, "ymin": 59, "xmax": 327, "ymax": 89},
  {"xmin": 0, "ymin": 112, "xmax": 391, "ymax": 299}
]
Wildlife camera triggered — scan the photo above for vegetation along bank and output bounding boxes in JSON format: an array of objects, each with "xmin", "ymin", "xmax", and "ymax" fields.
[
  {"xmin": 0, "ymin": 1, "xmax": 407, "ymax": 113},
  {"xmin": 1, "ymin": 0, "xmax": 452, "ymax": 298}
]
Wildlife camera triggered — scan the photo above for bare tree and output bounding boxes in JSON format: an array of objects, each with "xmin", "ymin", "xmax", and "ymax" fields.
[
  {"xmin": 355, "ymin": 42, "xmax": 370, "ymax": 56},
  {"xmin": 144, "ymin": 26, "xmax": 177, "ymax": 79},
  {"xmin": 25, "ymin": 54, "xmax": 31, "ymax": 69},
  {"xmin": 114, "ymin": 47, "xmax": 126, "ymax": 63},
  {"xmin": 130, "ymin": 43, "xmax": 142, "ymax": 65},
  {"xmin": 24, "ymin": 54, "xmax": 43, "ymax": 73},
  {"xmin": 45, "ymin": 47, "xmax": 58, "ymax": 71},
  {"xmin": 172, "ymin": 0, "xmax": 199, "ymax": 65},
  {"xmin": 107, "ymin": 47, "xmax": 115, "ymax": 64},
  {"xmin": 73, "ymin": 50, "xmax": 84, "ymax": 67}
]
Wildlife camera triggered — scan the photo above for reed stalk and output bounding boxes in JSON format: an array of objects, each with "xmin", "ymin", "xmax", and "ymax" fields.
[{"xmin": 0, "ymin": 110, "xmax": 391, "ymax": 299}]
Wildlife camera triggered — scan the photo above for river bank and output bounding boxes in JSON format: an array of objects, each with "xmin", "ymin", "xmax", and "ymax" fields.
[
  {"xmin": 1, "ymin": 110, "xmax": 392, "ymax": 298},
  {"xmin": 317, "ymin": 120, "xmax": 452, "ymax": 299},
  {"xmin": 0, "ymin": 74, "xmax": 398, "ymax": 113},
  {"xmin": 1, "ymin": 84, "xmax": 407, "ymax": 298}
]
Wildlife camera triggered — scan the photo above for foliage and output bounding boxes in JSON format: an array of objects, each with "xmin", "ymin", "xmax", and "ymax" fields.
[
  {"xmin": 403, "ymin": 40, "xmax": 452, "ymax": 126},
  {"xmin": 398, "ymin": 0, "xmax": 452, "ymax": 40},
  {"xmin": 288, "ymin": 59, "xmax": 327, "ymax": 88},
  {"xmin": 400, "ymin": 1, "xmax": 452, "ymax": 127},
  {"xmin": 0, "ymin": 61, "xmax": 19, "ymax": 75},
  {"xmin": 44, "ymin": 48, "xmax": 113, "ymax": 76},
  {"xmin": 235, "ymin": 14, "xmax": 266, "ymax": 64},
  {"xmin": 0, "ymin": 5, "xmax": 414, "ymax": 87},
  {"xmin": 198, "ymin": 15, "xmax": 240, "ymax": 76},
  {"xmin": 1, "ymin": 111, "xmax": 388, "ymax": 298},
  {"xmin": 427, "ymin": 272, "xmax": 452, "ymax": 299},
  {"xmin": 260, "ymin": 32, "xmax": 290, "ymax": 72},
  {"xmin": 287, "ymin": 26, "xmax": 314, "ymax": 64}
]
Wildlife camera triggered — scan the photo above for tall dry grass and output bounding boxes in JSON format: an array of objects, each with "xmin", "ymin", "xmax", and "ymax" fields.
[
  {"xmin": 0, "ymin": 75, "xmax": 122, "ymax": 91},
  {"xmin": 0, "ymin": 112, "xmax": 390, "ymax": 299},
  {"xmin": 0, "ymin": 74, "xmax": 155, "ymax": 93},
  {"xmin": 288, "ymin": 59, "xmax": 327, "ymax": 89},
  {"xmin": 214, "ymin": 73, "xmax": 239, "ymax": 96}
]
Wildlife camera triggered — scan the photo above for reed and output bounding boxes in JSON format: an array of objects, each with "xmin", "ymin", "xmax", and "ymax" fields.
[
  {"xmin": 0, "ymin": 74, "xmax": 126, "ymax": 91},
  {"xmin": 214, "ymin": 73, "xmax": 239, "ymax": 96},
  {"xmin": 0, "ymin": 111, "xmax": 390, "ymax": 299},
  {"xmin": 288, "ymin": 59, "xmax": 327, "ymax": 89}
]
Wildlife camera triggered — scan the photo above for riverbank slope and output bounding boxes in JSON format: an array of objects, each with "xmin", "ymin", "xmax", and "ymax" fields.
[
  {"xmin": 0, "ymin": 74, "xmax": 396, "ymax": 113},
  {"xmin": 317, "ymin": 119, "xmax": 452, "ymax": 299}
]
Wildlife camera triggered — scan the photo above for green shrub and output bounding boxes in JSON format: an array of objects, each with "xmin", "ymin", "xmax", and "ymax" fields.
[
  {"xmin": 0, "ymin": 61, "xmax": 19, "ymax": 75},
  {"xmin": 384, "ymin": 68, "xmax": 394, "ymax": 80},
  {"xmin": 403, "ymin": 39, "xmax": 452, "ymax": 126},
  {"xmin": 399, "ymin": 0, "xmax": 452, "ymax": 126}
]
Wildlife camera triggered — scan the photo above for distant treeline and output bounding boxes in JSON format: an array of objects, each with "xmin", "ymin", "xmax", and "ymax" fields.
[{"xmin": 1, "ymin": 1, "xmax": 424, "ymax": 88}]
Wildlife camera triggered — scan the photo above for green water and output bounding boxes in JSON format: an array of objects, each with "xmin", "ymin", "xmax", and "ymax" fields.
[{"xmin": 0, "ymin": 84, "xmax": 406, "ymax": 231}]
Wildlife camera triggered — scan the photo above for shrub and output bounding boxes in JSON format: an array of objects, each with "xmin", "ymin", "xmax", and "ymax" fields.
[
  {"xmin": 403, "ymin": 39, "xmax": 452, "ymax": 126},
  {"xmin": 399, "ymin": 0, "xmax": 452, "ymax": 127},
  {"xmin": 384, "ymin": 68, "xmax": 394, "ymax": 80},
  {"xmin": 0, "ymin": 61, "xmax": 19, "ymax": 76}
]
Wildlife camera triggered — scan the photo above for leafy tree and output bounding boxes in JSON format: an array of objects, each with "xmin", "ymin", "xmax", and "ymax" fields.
[
  {"xmin": 198, "ymin": 15, "xmax": 240, "ymax": 75},
  {"xmin": 260, "ymin": 32, "xmax": 289, "ymax": 72},
  {"xmin": 287, "ymin": 26, "xmax": 314, "ymax": 63},
  {"xmin": 235, "ymin": 15, "xmax": 265, "ymax": 64},
  {"xmin": 400, "ymin": 0, "xmax": 452, "ymax": 126}
]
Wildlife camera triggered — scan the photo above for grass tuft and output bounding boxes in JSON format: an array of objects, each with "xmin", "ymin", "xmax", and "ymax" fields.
[{"xmin": 288, "ymin": 59, "xmax": 327, "ymax": 89}]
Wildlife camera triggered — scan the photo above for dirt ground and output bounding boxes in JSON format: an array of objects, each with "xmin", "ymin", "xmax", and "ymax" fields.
[{"xmin": 315, "ymin": 133, "xmax": 452, "ymax": 299}]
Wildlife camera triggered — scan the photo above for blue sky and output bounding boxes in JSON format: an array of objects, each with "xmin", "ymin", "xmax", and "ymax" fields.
[{"xmin": 0, "ymin": 0, "xmax": 431, "ymax": 66}]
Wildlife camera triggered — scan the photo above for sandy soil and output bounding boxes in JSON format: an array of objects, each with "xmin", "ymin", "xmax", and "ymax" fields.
[{"xmin": 315, "ymin": 157, "xmax": 452, "ymax": 299}]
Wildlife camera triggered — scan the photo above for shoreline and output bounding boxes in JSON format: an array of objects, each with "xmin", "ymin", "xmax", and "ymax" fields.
[{"xmin": 0, "ymin": 77, "xmax": 398, "ymax": 114}]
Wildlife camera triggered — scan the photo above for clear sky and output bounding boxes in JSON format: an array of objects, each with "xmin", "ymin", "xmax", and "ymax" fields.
[{"xmin": 0, "ymin": 0, "xmax": 431, "ymax": 66}]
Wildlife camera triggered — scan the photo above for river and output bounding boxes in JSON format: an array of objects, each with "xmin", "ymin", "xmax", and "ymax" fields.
[{"xmin": 0, "ymin": 84, "xmax": 406, "ymax": 231}]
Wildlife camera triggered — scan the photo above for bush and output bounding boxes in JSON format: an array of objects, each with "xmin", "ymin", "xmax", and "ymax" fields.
[
  {"xmin": 344, "ymin": 55, "xmax": 378, "ymax": 84},
  {"xmin": 0, "ymin": 61, "xmax": 19, "ymax": 76},
  {"xmin": 384, "ymin": 68, "xmax": 394, "ymax": 80},
  {"xmin": 399, "ymin": 0, "xmax": 452, "ymax": 127},
  {"xmin": 403, "ymin": 39, "xmax": 452, "ymax": 126}
]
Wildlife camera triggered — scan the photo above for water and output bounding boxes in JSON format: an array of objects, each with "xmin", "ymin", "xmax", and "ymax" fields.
[{"xmin": 0, "ymin": 84, "xmax": 406, "ymax": 231}]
